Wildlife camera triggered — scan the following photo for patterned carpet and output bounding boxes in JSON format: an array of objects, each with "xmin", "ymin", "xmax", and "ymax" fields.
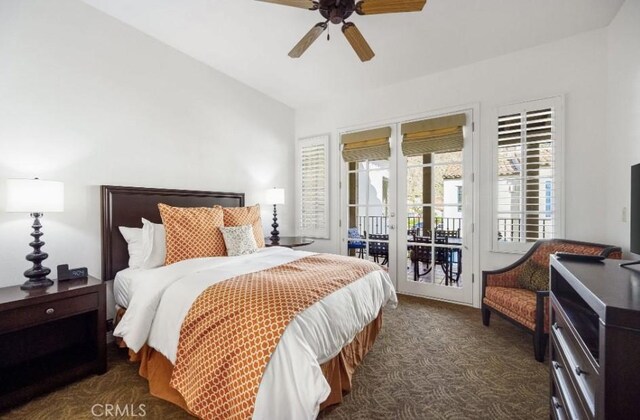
[{"xmin": 3, "ymin": 295, "xmax": 548, "ymax": 419}]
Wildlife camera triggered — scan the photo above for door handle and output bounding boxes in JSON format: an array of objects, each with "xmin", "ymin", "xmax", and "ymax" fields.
[
  {"xmin": 389, "ymin": 225, "xmax": 396, "ymax": 230},
  {"xmin": 390, "ymin": 212, "xmax": 396, "ymax": 217}
]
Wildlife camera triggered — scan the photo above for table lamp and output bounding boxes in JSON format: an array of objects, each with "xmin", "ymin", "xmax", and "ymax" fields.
[
  {"xmin": 265, "ymin": 188, "xmax": 285, "ymax": 243},
  {"xmin": 6, "ymin": 178, "xmax": 64, "ymax": 290}
]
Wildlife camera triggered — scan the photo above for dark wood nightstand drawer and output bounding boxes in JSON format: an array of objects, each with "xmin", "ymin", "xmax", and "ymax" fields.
[{"xmin": 0, "ymin": 292, "xmax": 98, "ymax": 333}]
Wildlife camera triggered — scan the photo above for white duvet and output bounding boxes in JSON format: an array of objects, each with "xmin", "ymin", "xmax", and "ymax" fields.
[{"xmin": 114, "ymin": 247, "xmax": 397, "ymax": 419}]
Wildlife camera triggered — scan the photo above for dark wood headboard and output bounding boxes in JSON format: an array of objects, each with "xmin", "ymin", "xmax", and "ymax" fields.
[{"xmin": 101, "ymin": 185, "xmax": 244, "ymax": 281}]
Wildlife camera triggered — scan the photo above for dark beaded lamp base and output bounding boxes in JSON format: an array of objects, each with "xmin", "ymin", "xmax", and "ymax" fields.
[
  {"xmin": 20, "ymin": 212, "xmax": 53, "ymax": 290},
  {"xmin": 270, "ymin": 204, "xmax": 280, "ymax": 243}
]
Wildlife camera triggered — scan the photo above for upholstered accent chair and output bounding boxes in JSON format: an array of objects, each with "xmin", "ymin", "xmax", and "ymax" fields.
[{"xmin": 481, "ymin": 239, "xmax": 622, "ymax": 362}]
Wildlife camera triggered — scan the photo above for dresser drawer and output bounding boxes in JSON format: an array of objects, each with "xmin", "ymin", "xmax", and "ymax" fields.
[
  {"xmin": 551, "ymin": 333, "xmax": 589, "ymax": 420},
  {"xmin": 551, "ymin": 390, "xmax": 568, "ymax": 420},
  {"xmin": 0, "ymin": 293, "xmax": 99, "ymax": 333},
  {"xmin": 551, "ymin": 302, "xmax": 599, "ymax": 418}
]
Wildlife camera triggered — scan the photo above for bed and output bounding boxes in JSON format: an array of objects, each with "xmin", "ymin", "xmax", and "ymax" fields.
[{"xmin": 101, "ymin": 185, "xmax": 397, "ymax": 419}]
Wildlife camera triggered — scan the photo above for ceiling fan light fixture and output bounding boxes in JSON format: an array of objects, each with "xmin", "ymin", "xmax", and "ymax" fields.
[{"xmin": 258, "ymin": 0, "xmax": 427, "ymax": 61}]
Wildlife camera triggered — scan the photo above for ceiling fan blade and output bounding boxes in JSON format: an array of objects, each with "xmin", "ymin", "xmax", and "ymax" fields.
[
  {"xmin": 256, "ymin": 0, "xmax": 317, "ymax": 10},
  {"xmin": 289, "ymin": 23, "xmax": 328, "ymax": 58},
  {"xmin": 356, "ymin": 0, "xmax": 426, "ymax": 15},
  {"xmin": 342, "ymin": 22, "xmax": 375, "ymax": 62}
]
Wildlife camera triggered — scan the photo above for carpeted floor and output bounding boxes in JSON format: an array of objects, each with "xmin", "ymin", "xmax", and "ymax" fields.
[{"xmin": 3, "ymin": 295, "xmax": 549, "ymax": 419}]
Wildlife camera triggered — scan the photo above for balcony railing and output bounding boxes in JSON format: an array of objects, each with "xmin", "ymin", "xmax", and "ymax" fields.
[
  {"xmin": 355, "ymin": 216, "xmax": 462, "ymax": 236},
  {"xmin": 497, "ymin": 218, "xmax": 553, "ymax": 242},
  {"xmin": 352, "ymin": 216, "xmax": 552, "ymax": 240}
]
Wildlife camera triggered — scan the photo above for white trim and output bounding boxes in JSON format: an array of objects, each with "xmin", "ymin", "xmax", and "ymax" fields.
[
  {"xmin": 295, "ymin": 134, "xmax": 330, "ymax": 239},
  {"xmin": 492, "ymin": 95, "xmax": 565, "ymax": 254}
]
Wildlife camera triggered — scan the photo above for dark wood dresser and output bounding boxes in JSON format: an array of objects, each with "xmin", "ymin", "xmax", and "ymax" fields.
[
  {"xmin": 0, "ymin": 276, "xmax": 106, "ymax": 411},
  {"xmin": 550, "ymin": 257, "xmax": 640, "ymax": 419}
]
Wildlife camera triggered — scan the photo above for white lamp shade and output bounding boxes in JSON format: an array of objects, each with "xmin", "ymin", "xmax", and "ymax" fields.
[
  {"xmin": 265, "ymin": 188, "xmax": 285, "ymax": 205},
  {"xmin": 6, "ymin": 179, "xmax": 64, "ymax": 213}
]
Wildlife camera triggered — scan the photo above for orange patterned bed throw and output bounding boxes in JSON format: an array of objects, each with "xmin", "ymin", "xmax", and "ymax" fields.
[{"xmin": 170, "ymin": 253, "xmax": 381, "ymax": 419}]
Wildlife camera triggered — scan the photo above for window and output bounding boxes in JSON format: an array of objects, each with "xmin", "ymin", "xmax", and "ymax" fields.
[
  {"xmin": 296, "ymin": 135, "xmax": 330, "ymax": 238},
  {"xmin": 494, "ymin": 97, "xmax": 563, "ymax": 252}
]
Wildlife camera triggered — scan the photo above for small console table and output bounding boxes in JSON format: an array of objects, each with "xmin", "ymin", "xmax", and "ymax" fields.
[
  {"xmin": 549, "ymin": 257, "xmax": 640, "ymax": 419},
  {"xmin": 264, "ymin": 236, "xmax": 315, "ymax": 249}
]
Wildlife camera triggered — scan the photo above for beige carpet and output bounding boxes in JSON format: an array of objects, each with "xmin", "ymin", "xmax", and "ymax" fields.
[{"xmin": 3, "ymin": 295, "xmax": 549, "ymax": 419}]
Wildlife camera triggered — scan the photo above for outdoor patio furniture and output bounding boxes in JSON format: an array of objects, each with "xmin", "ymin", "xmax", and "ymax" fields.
[
  {"xmin": 436, "ymin": 229, "xmax": 462, "ymax": 283},
  {"xmin": 347, "ymin": 227, "xmax": 366, "ymax": 258},
  {"xmin": 368, "ymin": 234, "xmax": 389, "ymax": 266},
  {"xmin": 409, "ymin": 236, "xmax": 451, "ymax": 283},
  {"xmin": 481, "ymin": 239, "xmax": 622, "ymax": 362},
  {"xmin": 437, "ymin": 229, "xmax": 460, "ymax": 239}
]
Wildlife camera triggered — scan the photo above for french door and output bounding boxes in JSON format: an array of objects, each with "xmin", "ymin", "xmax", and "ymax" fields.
[
  {"xmin": 341, "ymin": 109, "xmax": 475, "ymax": 305},
  {"xmin": 344, "ymin": 137, "xmax": 397, "ymax": 283}
]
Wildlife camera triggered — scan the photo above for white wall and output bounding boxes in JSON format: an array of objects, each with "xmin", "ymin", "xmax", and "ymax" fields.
[
  {"xmin": 0, "ymin": 0, "xmax": 295, "ymax": 303},
  {"xmin": 605, "ymin": 0, "xmax": 640, "ymax": 256},
  {"xmin": 296, "ymin": 28, "xmax": 610, "ymax": 304}
]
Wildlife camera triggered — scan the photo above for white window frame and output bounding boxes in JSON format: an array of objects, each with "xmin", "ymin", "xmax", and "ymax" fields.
[
  {"xmin": 296, "ymin": 134, "xmax": 330, "ymax": 239},
  {"xmin": 492, "ymin": 96, "xmax": 565, "ymax": 253}
]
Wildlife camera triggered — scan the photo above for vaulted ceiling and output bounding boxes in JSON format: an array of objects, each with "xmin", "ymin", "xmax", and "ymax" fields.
[{"xmin": 82, "ymin": 0, "xmax": 624, "ymax": 108}]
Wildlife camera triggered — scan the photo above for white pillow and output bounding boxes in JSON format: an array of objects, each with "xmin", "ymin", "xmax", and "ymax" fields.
[
  {"xmin": 220, "ymin": 225, "xmax": 258, "ymax": 257},
  {"xmin": 142, "ymin": 218, "xmax": 166, "ymax": 268},
  {"xmin": 118, "ymin": 226, "xmax": 144, "ymax": 269}
]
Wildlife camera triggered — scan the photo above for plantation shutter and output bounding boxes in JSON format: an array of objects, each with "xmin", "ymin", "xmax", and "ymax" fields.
[
  {"xmin": 496, "ymin": 100, "xmax": 560, "ymax": 248},
  {"xmin": 297, "ymin": 135, "xmax": 329, "ymax": 238},
  {"xmin": 341, "ymin": 127, "xmax": 391, "ymax": 162},
  {"xmin": 401, "ymin": 114, "xmax": 466, "ymax": 156}
]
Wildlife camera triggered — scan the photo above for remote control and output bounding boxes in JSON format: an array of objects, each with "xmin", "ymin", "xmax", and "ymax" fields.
[{"xmin": 555, "ymin": 252, "xmax": 605, "ymax": 262}]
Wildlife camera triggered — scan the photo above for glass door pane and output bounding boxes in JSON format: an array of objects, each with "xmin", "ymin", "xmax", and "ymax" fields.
[
  {"xmin": 397, "ymin": 112, "xmax": 473, "ymax": 305},
  {"xmin": 345, "ymin": 158, "xmax": 392, "ymax": 269}
]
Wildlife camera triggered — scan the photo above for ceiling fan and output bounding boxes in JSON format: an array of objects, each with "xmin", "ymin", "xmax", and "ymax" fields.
[{"xmin": 257, "ymin": 0, "xmax": 427, "ymax": 62}]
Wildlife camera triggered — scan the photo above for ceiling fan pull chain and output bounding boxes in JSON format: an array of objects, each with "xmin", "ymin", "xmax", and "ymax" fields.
[{"xmin": 327, "ymin": 25, "xmax": 330, "ymax": 41}]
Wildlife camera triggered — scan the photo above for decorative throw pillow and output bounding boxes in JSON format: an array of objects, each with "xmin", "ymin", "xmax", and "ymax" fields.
[
  {"xmin": 517, "ymin": 259, "xmax": 550, "ymax": 291},
  {"xmin": 119, "ymin": 226, "xmax": 144, "ymax": 269},
  {"xmin": 219, "ymin": 225, "xmax": 259, "ymax": 257},
  {"xmin": 222, "ymin": 205, "xmax": 265, "ymax": 248},
  {"xmin": 158, "ymin": 204, "xmax": 226, "ymax": 265},
  {"xmin": 141, "ymin": 218, "xmax": 166, "ymax": 269}
]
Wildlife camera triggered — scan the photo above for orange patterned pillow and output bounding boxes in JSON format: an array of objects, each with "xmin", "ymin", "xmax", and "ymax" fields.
[
  {"xmin": 158, "ymin": 204, "xmax": 226, "ymax": 265},
  {"xmin": 222, "ymin": 205, "xmax": 265, "ymax": 248}
]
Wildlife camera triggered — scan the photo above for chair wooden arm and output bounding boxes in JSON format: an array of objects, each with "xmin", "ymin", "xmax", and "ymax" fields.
[
  {"xmin": 535, "ymin": 290, "xmax": 549, "ymax": 331},
  {"xmin": 482, "ymin": 241, "xmax": 549, "ymax": 293}
]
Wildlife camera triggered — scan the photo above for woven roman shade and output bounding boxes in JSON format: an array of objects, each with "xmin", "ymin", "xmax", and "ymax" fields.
[
  {"xmin": 341, "ymin": 127, "xmax": 391, "ymax": 162},
  {"xmin": 401, "ymin": 114, "xmax": 467, "ymax": 156}
]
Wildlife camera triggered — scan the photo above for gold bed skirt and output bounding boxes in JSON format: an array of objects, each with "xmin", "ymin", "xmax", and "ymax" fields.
[{"xmin": 121, "ymin": 310, "xmax": 382, "ymax": 415}]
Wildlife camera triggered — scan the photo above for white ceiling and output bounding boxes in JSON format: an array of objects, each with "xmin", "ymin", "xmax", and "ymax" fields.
[{"xmin": 81, "ymin": 0, "xmax": 624, "ymax": 108}]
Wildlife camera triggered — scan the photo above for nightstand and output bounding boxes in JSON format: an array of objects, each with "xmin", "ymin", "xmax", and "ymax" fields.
[
  {"xmin": 0, "ymin": 276, "xmax": 106, "ymax": 411},
  {"xmin": 264, "ymin": 236, "xmax": 315, "ymax": 248}
]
